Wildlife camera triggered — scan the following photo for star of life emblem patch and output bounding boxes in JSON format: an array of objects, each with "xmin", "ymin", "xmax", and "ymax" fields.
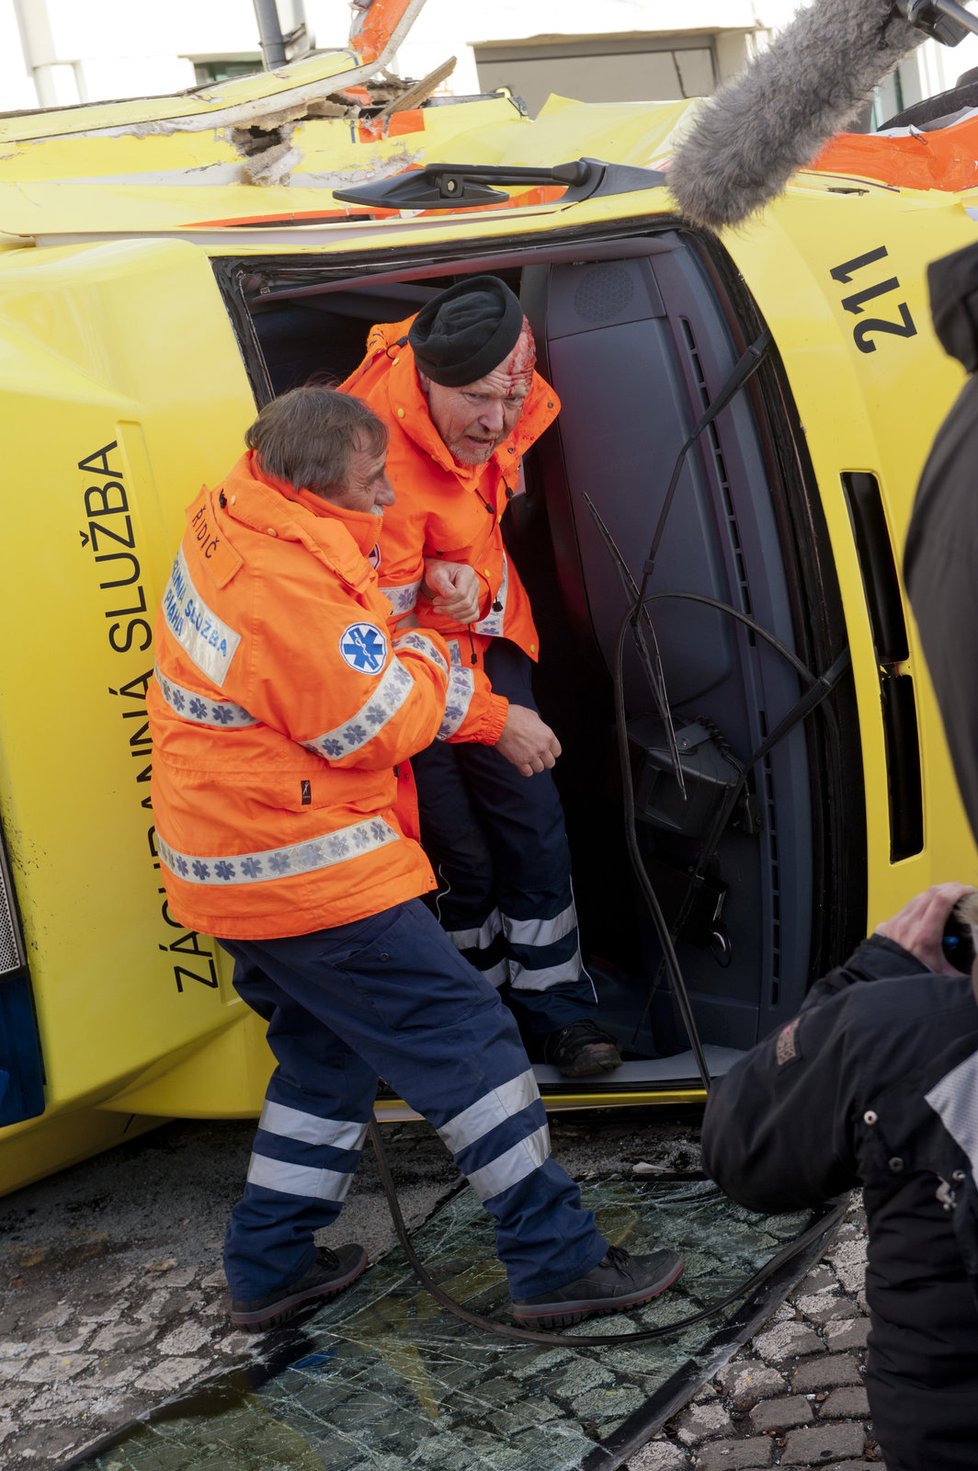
[
  {"xmin": 776, "ymin": 1018, "xmax": 801, "ymax": 1066},
  {"xmin": 340, "ymin": 622, "xmax": 388, "ymax": 674}
]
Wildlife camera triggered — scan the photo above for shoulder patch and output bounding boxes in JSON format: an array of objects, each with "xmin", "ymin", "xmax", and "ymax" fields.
[
  {"xmin": 776, "ymin": 1018, "xmax": 802, "ymax": 1067},
  {"xmin": 339, "ymin": 622, "xmax": 388, "ymax": 674},
  {"xmin": 186, "ymin": 491, "xmax": 242, "ymax": 589}
]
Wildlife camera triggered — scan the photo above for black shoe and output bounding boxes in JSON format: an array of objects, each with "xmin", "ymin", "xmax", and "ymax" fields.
[
  {"xmin": 229, "ymin": 1244, "xmax": 368, "ymax": 1332},
  {"xmin": 512, "ymin": 1245, "xmax": 684, "ymax": 1327},
  {"xmin": 542, "ymin": 1021, "xmax": 623, "ymax": 1077}
]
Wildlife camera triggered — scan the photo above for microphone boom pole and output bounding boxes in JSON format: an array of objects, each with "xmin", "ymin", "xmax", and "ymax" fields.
[{"xmin": 899, "ymin": 0, "xmax": 978, "ymax": 43}]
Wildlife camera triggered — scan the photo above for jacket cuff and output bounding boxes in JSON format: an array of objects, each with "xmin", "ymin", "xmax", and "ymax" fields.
[
  {"xmin": 848, "ymin": 933, "xmax": 930, "ymax": 979},
  {"xmin": 481, "ymin": 694, "xmax": 509, "ymax": 746}
]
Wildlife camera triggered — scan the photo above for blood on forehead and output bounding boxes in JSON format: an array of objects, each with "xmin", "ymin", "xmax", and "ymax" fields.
[
  {"xmin": 508, "ymin": 321, "xmax": 537, "ymax": 380},
  {"xmin": 473, "ymin": 321, "xmax": 537, "ymax": 398}
]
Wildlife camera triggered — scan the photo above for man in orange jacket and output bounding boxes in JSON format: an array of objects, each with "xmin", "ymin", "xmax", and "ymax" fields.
[
  {"xmin": 148, "ymin": 386, "xmax": 682, "ymax": 1332},
  {"xmin": 341, "ymin": 278, "xmax": 623, "ymax": 1079}
]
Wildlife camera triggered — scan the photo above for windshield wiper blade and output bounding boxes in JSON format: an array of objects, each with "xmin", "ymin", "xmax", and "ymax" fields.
[{"xmin": 333, "ymin": 158, "xmax": 665, "ymax": 210}]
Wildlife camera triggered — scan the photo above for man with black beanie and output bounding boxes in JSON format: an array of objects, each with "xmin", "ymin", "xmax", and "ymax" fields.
[{"xmin": 341, "ymin": 276, "xmax": 622, "ymax": 1078}]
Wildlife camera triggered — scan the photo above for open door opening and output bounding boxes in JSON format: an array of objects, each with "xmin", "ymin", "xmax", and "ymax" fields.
[
  {"xmin": 220, "ymin": 225, "xmax": 865, "ymax": 1097},
  {"xmin": 0, "ymin": 826, "xmax": 43, "ymax": 1128}
]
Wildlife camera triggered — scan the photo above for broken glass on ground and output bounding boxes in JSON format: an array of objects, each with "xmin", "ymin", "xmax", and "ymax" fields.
[{"xmin": 76, "ymin": 1178, "xmax": 828, "ymax": 1471}]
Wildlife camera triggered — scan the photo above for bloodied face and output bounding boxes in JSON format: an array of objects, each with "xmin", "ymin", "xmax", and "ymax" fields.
[{"xmin": 423, "ymin": 324, "xmax": 536, "ymax": 466}]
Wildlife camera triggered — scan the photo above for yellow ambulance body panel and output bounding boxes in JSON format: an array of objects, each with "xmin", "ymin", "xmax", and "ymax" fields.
[
  {"xmin": 1, "ymin": 1, "xmax": 977, "ymax": 1195},
  {"xmin": 717, "ymin": 186, "xmax": 978, "ymax": 924}
]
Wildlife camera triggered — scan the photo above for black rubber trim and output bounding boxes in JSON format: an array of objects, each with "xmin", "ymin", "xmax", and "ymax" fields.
[
  {"xmin": 839, "ymin": 472, "xmax": 922, "ymax": 861},
  {"xmin": 840, "ymin": 471, "xmax": 909, "ymax": 664},
  {"xmin": 881, "ymin": 673, "xmax": 924, "ymax": 861}
]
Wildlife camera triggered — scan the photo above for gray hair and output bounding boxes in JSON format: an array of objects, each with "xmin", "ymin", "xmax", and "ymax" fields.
[
  {"xmin": 956, "ymin": 892, "xmax": 978, "ymax": 928},
  {"xmin": 245, "ymin": 386, "xmax": 387, "ymax": 497}
]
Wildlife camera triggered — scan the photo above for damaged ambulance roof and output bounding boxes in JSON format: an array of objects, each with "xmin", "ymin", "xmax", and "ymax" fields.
[
  {"xmin": 0, "ymin": 94, "xmax": 685, "ymax": 243},
  {"xmin": 0, "ymin": 0, "xmax": 428, "ymax": 142},
  {"xmin": 0, "ymin": 0, "xmax": 682, "ymax": 243},
  {"xmin": 7, "ymin": 0, "xmax": 978, "ymax": 248}
]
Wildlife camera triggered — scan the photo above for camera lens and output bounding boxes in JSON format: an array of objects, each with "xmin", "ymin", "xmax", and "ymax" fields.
[{"xmin": 942, "ymin": 909, "xmax": 976, "ymax": 975}]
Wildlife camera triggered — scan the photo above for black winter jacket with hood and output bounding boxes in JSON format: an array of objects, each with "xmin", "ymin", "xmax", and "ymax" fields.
[
  {"xmin": 702, "ymin": 933, "xmax": 978, "ymax": 1471},
  {"xmin": 708, "ymin": 247, "xmax": 978, "ymax": 1469}
]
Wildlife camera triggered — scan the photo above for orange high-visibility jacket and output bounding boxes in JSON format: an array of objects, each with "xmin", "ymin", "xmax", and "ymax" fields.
[
  {"xmin": 148, "ymin": 452, "xmax": 453, "ymax": 940},
  {"xmin": 340, "ymin": 318, "xmax": 560, "ymax": 742}
]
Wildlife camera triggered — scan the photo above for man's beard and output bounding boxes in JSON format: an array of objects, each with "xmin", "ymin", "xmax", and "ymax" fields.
[{"xmin": 450, "ymin": 437, "xmax": 496, "ymax": 466}]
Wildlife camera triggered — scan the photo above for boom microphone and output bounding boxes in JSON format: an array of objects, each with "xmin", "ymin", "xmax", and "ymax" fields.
[{"xmin": 668, "ymin": 0, "xmax": 925, "ymax": 231}]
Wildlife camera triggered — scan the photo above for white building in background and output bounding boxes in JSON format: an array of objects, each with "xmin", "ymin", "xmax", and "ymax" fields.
[{"xmin": 1, "ymin": 0, "xmax": 977, "ymax": 123}]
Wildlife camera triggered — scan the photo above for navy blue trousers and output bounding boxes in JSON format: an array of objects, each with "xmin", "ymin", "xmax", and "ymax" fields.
[
  {"xmin": 219, "ymin": 899, "xmax": 607, "ymax": 1302},
  {"xmin": 412, "ymin": 639, "xmax": 596, "ymax": 1037}
]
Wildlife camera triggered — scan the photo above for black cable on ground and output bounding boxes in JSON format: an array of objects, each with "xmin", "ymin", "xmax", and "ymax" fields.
[{"xmin": 367, "ymin": 1121, "xmax": 840, "ymax": 1348}]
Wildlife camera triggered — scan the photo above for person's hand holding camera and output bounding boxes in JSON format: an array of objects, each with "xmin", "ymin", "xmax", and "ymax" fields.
[{"xmin": 874, "ymin": 882, "xmax": 977, "ymax": 976}]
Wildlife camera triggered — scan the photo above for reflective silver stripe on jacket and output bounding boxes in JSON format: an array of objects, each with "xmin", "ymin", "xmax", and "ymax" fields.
[
  {"xmin": 154, "ymin": 666, "xmax": 258, "ymax": 729},
  {"xmin": 925, "ymin": 1050, "xmax": 978, "ymax": 1176},
  {"xmin": 156, "ymin": 817, "xmax": 399, "ymax": 885},
  {"xmin": 247, "ymin": 1152, "xmax": 356, "ymax": 1204},
  {"xmin": 393, "ymin": 630, "xmax": 450, "ymax": 677},
  {"xmin": 380, "ymin": 579, "xmax": 421, "ymax": 616},
  {"xmin": 438, "ymin": 640, "xmax": 474, "ymax": 739},
  {"xmin": 259, "ymin": 1100, "xmax": 368, "ymax": 1153},
  {"xmin": 303, "ymin": 659, "xmax": 414, "ymax": 759},
  {"xmin": 447, "ymin": 909, "xmax": 503, "ymax": 952},
  {"xmin": 464, "ymin": 1125, "xmax": 552, "ymax": 1203},
  {"xmin": 437, "ymin": 1069, "xmax": 540, "ymax": 1158},
  {"xmin": 502, "ymin": 901, "xmax": 578, "ymax": 949},
  {"xmin": 472, "ymin": 552, "xmax": 508, "ymax": 637},
  {"xmin": 161, "ymin": 546, "xmax": 241, "ymax": 686}
]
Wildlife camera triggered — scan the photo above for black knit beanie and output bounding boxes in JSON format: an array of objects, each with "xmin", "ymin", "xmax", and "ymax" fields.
[{"xmin": 408, "ymin": 276, "xmax": 524, "ymax": 387}]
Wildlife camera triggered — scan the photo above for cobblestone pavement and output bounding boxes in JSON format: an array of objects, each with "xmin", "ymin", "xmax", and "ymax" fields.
[
  {"xmin": 630, "ymin": 1199, "xmax": 878, "ymax": 1471},
  {"xmin": 0, "ymin": 1113, "xmax": 880, "ymax": 1470}
]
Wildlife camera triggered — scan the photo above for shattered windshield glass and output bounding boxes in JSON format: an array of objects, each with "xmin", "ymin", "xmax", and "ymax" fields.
[{"xmin": 78, "ymin": 1178, "xmax": 829, "ymax": 1471}]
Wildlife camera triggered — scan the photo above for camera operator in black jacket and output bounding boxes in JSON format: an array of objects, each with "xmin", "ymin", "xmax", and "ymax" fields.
[
  {"xmin": 702, "ymin": 884, "xmax": 978, "ymax": 1470},
  {"xmin": 705, "ymin": 238, "xmax": 978, "ymax": 1469}
]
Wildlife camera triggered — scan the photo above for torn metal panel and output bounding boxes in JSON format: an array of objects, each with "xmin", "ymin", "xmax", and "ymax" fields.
[
  {"xmin": 0, "ymin": 0, "xmax": 432, "ymax": 143},
  {"xmin": 231, "ymin": 128, "xmax": 303, "ymax": 189},
  {"xmin": 226, "ymin": 60, "xmax": 458, "ymax": 187},
  {"xmin": 223, "ymin": 59, "xmax": 457, "ymax": 140}
]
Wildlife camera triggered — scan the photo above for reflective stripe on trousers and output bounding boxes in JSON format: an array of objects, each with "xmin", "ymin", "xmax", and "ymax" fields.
[
  {"xmin": 220, "ymin": 899, "xmax": 607, "ymax": 1301},
  {"xmin": 416, "ymin": 639, "xmax": 596, "ymax": 1034}
]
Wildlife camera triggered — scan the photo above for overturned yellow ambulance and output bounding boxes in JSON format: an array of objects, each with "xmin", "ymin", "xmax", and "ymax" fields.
[{"xmin": 1, "ymin": 0, "xmax": 976, "ymax": 1194}]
